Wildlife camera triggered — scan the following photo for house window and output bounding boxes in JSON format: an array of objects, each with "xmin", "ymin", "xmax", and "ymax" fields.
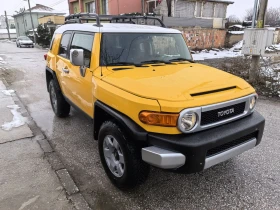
[
  {"xmin": 86, "ymin": 1, "xmax": 96, "ymax": 13},
  {"xmin": 147, "ymin": 0, "xmax": 159, "ymax": 13},
  {"xmin": 100, "ymin": 0, "xmax": 107, "ymax": 14}
]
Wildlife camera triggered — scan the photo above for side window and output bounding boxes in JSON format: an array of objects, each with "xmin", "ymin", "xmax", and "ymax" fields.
[
  {"xmin": 59, "ymin": 33, "xmax": 72, "ymax": 58},
  {"xmin": 70, "ymin": 33, "xmax": 95, "ymax": 67}
]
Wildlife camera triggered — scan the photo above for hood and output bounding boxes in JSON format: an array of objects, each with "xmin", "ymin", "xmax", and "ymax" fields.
[{"xmin": 102, "ymin": 63, "xmax": 251, "ymax": 102}]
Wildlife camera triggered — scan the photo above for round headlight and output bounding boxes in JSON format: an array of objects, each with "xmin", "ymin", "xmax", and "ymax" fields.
[
  {"xmin": 179, "ymin": 112, "xmax": 197, "ymax": 131},
  {"xmin": 250, "ymin": 96, "xmax": 257, "ymax": 110}
]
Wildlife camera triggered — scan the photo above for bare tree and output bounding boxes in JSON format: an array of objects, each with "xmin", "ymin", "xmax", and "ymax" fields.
[
  {"xmin": 244, "ymin": 7, "xmax": 280, "ymax": 26},
  {"xmin": 228, "ymin": 15, "xmax": 241, "ymax": 23},
  {"xmin": 244, "ymin": 8, "xmax": 254, "ymax": 21},
  {"xmin": 266, "ymin": 7, "xmax": 280, "ymax": 27}
]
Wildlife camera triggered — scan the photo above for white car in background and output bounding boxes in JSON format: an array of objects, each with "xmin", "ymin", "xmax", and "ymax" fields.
[{"xmin": 16, "ymin": 36, "xmax": 34, "ymax": 48}]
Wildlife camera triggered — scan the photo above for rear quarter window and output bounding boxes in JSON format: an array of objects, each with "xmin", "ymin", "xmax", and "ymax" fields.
[{"xmin": 49, "ymin": 34, "xmax": 55, "ymax": 51}]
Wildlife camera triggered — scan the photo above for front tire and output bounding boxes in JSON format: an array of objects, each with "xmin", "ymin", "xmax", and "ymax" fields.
[
  {"xmin": 98, "ymin": 121, "xmax": 150, "ymax": 190},
  {"xmin": 48, "ymin": 79, "xmax": 70, "ymax": 118}
]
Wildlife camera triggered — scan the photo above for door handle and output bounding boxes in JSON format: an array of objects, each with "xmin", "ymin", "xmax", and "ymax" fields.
[{"xmin": 62, "ymin": 67, "xmax": 69, "ymax": 74}]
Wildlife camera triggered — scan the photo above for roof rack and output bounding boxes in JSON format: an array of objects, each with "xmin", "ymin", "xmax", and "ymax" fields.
[
  {"xmin": 65, "ymin": 13, "xmax": 101, "ymax": 26},
  {"xmin": 64, "ymin": 13, "xmax": 166, "ymax": 28},
  {"xmin": 109, "ymin": 15, "xmax": 166, "ymax": 28}
]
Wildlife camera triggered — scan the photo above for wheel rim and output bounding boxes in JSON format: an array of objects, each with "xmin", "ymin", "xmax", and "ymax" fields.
[
  {"xmin": 103, "ymin": 135, "xmax": 125, "ymax": 177},
  {"xmin": 50, "ymin": 83, "xmax": 57, "ymax": 113}
]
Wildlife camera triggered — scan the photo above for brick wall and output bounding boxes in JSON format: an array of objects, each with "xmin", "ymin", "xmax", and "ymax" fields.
[{"xmin": 175, "ymin": 27, "xmax": 227, "ymax": 50}]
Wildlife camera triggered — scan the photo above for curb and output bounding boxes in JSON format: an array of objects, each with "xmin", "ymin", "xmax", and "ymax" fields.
[{"xmin": 0, "ymin": 77, "xmax": 92, "ymax": 210}]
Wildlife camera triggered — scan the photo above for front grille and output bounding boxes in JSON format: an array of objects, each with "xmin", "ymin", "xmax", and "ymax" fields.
[
  {"xmin": 201, "ymin": 102, "xmax": 246, "ymax": 126},
  {"xmin": 206, "ymin": 132, "xmax": 258, "ymax": 157}
]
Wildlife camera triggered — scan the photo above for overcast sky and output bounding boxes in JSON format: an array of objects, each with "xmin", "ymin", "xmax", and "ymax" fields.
[
  {"xmin": 1, "ymin": 0, "xmax": 280, "ymax": 19},
  {"xmin": 1, "ymin": 0, "xmax": 69, "ymax": 17},
  {"xmin": 227, "ymin": 0, "xmax": 280, "ymax": 20}
]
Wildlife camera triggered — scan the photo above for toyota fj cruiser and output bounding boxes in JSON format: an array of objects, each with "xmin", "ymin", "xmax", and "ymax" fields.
[{"xmin": 45, "ymin": 14, "xmax": 265, "ymax": 190}]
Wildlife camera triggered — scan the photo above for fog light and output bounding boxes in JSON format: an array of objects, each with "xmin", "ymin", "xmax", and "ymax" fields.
[{"xmin": 179, "ymin": 112, "xmax": 197, "ymax": 131}]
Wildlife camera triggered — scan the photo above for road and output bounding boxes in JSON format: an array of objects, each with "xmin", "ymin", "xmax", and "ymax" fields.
[{"xmin": 1, "ymin": 41, "xmax": 280, "ymax": 210}]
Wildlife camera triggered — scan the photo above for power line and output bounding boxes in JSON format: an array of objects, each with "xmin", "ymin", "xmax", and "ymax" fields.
[{"xmin": 49, "ymin": 0, "xmax": 67, "ymax": 7}]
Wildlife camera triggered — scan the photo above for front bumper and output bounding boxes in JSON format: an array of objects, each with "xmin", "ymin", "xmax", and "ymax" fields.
[{"xmin": 141, "ymin": 111, "xmax": 265, "ymax": 173}]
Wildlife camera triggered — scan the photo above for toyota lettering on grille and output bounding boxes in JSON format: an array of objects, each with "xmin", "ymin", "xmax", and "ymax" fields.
[{"xmin": 218, "ymin": 108, "xmax": 235, "ymax": 117}]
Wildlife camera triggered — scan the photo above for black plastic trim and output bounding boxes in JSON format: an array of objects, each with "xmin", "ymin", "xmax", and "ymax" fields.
[
  {"xmin": 46, "ymin": 66, "xmax": 61, "ymax": 92},
  {"xmin": 190, "ymin": 86, "xmax": 237, "ymax": 97},
  {"xmin": 94, "ymin": 100, "xmax": 147, "ymax": 142},
  {"xmin": 147, "ymin": 111, "xmax": 265, "ymax": 173}
]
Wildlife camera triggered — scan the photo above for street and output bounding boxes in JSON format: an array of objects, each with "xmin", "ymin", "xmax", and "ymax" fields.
[{"xmin": 0, "ymin": 41, "xmax": 280, "ymax": 210}]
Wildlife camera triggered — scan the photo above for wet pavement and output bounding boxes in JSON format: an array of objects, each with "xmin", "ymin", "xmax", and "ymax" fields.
[{"xmin": 1, "ymin": 41, "xmax": 280, "ymax": 210}]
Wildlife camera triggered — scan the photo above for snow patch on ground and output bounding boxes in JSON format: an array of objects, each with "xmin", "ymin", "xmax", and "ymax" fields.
[
  {"xmin": 0, "ymin": 56, "xmax": 6, "ymax": 64},
  {"xmin": 192, "ymin": 41, "xmax": 244, "ymax": 61},
  {"xmin": 1, "ymin": 90, "xmax": 15, "ymax": 96},
  {"xmin": 228, "ymin": 31, "xmax": 244, "ymax": 35},
  {"xmin": 0, "ymin": 39, "xmax": 14, "ymax": 43},
  {"xmin": 1, "ymin": 105, "xmax": 28, "ymax": 131}
]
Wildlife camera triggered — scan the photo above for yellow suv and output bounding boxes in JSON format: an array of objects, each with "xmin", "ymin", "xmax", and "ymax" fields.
[{"xmin": 45, "ymin": 14, "xmax": 265, "ymax": 190}]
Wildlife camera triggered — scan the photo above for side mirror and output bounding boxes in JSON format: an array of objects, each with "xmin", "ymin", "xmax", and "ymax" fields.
[{"xmin": 70, "ymin": 49, "xmax": 84, "ymax": 66}]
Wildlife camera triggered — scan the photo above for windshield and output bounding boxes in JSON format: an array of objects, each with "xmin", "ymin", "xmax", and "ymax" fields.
[
  {"xmin": 100, "ymin": 33, "xmax": 192, "ymax": 66},
  {"xmin": 19, "ymin": 37, "xmax": 30, "ymax": 40}
]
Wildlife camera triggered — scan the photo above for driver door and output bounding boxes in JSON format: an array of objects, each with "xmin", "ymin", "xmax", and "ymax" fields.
[{"xmin": 62, "ymin": 32, "xmax": 95, "ymax": 117}]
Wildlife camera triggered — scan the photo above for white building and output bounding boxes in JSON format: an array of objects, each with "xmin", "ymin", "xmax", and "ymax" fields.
[{"xmin": 12, "ymin": 4, "xmax": 65, "ymax": 37}]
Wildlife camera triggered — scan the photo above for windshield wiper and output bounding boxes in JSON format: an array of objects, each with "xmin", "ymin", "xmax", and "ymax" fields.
[
  {"xmin": 141, "ymin": 60, "xmax": 172, "ymax": 64},
  {"xmin": 168, "ymin": 58, "xmax": 195, "ymax": 63},
  {"xmin": 106, "ymin": 62, "xmax": 143, "ymax": 67}
]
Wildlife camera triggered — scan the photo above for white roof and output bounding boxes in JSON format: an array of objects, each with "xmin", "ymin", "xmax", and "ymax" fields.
[{"xmin": 55, "ymin": 23, "xmax": 181, "ymax": 34}]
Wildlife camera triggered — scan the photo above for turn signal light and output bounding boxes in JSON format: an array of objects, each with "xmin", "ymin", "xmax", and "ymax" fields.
[{"xmin": 139, "ymin": 111, "xmax": 179, "ymax": 127}]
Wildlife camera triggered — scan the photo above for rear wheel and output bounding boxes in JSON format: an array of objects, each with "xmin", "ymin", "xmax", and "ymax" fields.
[
  {"xmin": 98, "ymin": 121, "xmax": 150, "ymax": 190},
  {"xmin": 49, "ymin": 79, "xmax": 70, "ymax": 118}
]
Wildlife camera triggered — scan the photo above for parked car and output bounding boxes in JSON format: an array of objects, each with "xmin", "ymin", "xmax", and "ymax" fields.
[
  {"xmin": 44, "ymin": 14, "xmax": 265, "ymax": 190},
  {"xmin": 16, "ymin": 36, "xmax": 34, "ymax": 48}
]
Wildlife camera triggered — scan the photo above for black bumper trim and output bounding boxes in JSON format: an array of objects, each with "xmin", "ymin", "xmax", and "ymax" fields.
[{"xmin": 147, "ymin": 111, "xmax": 265, "ymax": 173}]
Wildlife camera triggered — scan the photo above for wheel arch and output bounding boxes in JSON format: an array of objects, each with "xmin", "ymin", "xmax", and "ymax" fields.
[
  {"xmin": 46, "ymin": 67, "xmax": 61, "ymax": 92},
  {"xmin": 93, "ymin": 101, "xmax": 147, "ymax": 143}
]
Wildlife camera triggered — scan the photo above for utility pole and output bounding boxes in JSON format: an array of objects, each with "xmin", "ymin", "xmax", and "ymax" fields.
[
  {"xmin": 249, "ymin": 0, "xmax": 268, "ymax": 83},
  {"xmin": 4, "ymin": 11, "xmax": 11, "ymax": 40},
  {"xmin": 251, "ymin": 0, "xmax": 259, "ymax": 28},
  {"xmin": 25, "ymin": 0, "xmax": 36, "ymax": 44}
]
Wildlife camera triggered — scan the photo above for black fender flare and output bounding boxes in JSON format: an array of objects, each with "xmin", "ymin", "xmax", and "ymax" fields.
[
  {"xmin": 46, "ymin": 67, "xmax": 61, "ymax": 92},
  {"xmin": 93, "ymin": 100, "xmax": 148, "ymax": 142}
]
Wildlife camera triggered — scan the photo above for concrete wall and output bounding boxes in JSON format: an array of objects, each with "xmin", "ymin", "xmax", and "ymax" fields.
[
  {"xmin": 162, "ymin": 16, "xmax": 213, "ymax": 28},
  {"xmin": 225, "ymin": 33, "xmax": 244, "ymax": 48},
  {"xmin": 177, "ymin": 27, "xmax": 227, "ymax": 50},
  {"xmin": 276, "ymin": 28, "xmax": 280, "ymax": 44},
  {"xmin": 0, "ymin": 33, "xmax": 17, "ymax": 39}
]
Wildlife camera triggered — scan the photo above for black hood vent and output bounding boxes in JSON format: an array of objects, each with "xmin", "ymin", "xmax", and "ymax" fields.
[{"xmin": 190, "ymin": 86, "xmax": 236, "ymax": 97}]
